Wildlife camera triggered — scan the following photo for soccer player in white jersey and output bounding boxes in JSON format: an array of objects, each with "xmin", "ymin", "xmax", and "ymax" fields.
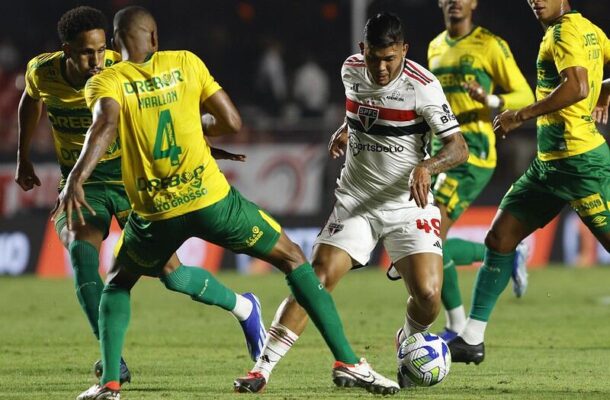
[{"xmin": 234, "ymin": 12, "xmax": 469, "ymax": 392}]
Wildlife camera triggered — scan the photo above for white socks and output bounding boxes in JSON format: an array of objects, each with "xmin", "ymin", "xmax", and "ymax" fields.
[
  {"xmin": 445, "ymin": 305, "xmax": 466, "ymax": 333},
  {"xmin": 252, "ymin": 322, "xmax": 299, "ymax": 381},
  {"xmin": 231, "ymin": 294, "xmax": 253, "ymax": 321},
  {"xmin": 404, "ymin": 311, "xmax": 431, "ymax": 337},
  {"xmin": 460, "ymin": 318, "xmax": 487, "ymax": 345}
]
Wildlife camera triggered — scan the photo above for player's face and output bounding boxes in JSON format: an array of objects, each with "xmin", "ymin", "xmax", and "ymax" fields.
[
  {"xmin": 438, "ymin": 0, "xmax": 477, "ymax": 22},
  {"xmin": 361, "ymin": 42, "xmax": 408, "ymax": 86},
  {"xmin": 527, "ymin": 0, "xmax": 566, "ymax": 24},
  {"xmin": 64, "ymin": 29, "xmax": 106, "ymax": 79}
]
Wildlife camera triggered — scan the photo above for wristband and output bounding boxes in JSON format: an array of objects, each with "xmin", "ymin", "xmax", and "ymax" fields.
[{"xmin": 485, "ymin": 94, "xmax": 502, "ymax": 109}]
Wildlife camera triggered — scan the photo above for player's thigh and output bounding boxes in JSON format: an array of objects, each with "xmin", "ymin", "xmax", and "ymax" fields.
[
  {"xmin": 561, "ymin": 144, "xmax": 610, "ymax": 240},
  {"xmin": 105, "ymin": 183, "xmax": 132, "ymax": 228},
  {"xmin": 310, "ymin": 243, "xmax": 358, "ymax": 291},
  {"xmin": 55, "ymin": 184, "xmax": 113, "ymax": 242},
  {"xmin": 433, "ymin": 163, "xmax": 494, "ymax": 222},
  {"xmin": 314, "ymin": 202, "xmax": 377, "ymax": 266},
  {"xmin": 191, "ymin": 187, "xmax": 282, "ymax": 260},
  {"xmin": 114, "ymin": 213, "xmax": 184, "ymax": 277},
  {"xmin": 499, "ymin": 160, "xmax": 564, "ymax": 234},
  {"xmin": 394, "ymin": 252, "xmax": 443, "ymax": 301}
]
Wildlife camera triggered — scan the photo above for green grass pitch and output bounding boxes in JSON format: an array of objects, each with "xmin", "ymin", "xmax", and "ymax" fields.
[{"xmin": 2, "ymin": 266, "xmax": 610, "ymax": 399}]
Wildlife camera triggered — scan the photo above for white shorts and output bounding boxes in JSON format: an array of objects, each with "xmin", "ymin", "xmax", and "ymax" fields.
[{"xmin": 314, "ymin": 197, "xmax": 443, "ymax": 265}]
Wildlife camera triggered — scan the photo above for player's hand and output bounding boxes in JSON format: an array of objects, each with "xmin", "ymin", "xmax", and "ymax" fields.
[
  {"xmin": 15, "ymin": 159, "xmax": 41, "ymax": 191},
  {"xmin": 462, "ymin": 81, "xmax": 487, "ymax": 104},
  {"xmin": 51, "ymin": 177, "xmax": 95, "ymax": 231},
  {"xmin": 329, "ymin": 122, "xmax": 348, "ymax": 159},
  {"xmin": 210, "ymin": 147, "xmax": 246, "ymax": 162},
  {"xmin": 493, "ymin": 110, "xmax": 523, "ymax": 138},
  {"xmin": 408, "ymin": 165, "xmax": 432, "ymax": 209},
  {"xmin": 592, "ymin": 85, "xmax": 610, "ymax": 124}
]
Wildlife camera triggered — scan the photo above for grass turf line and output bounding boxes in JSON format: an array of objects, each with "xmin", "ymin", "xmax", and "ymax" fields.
[{"xmin": 1, "ymin": 266, "xmax": 610, "ymax": 399}]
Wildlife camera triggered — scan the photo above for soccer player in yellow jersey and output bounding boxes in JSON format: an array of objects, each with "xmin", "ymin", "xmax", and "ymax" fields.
[
  {"xmin": 450, "ymin": 0, "xmax": 610, "ymax": 365},
  {"xmin": 53, "ymin": 6, "xmax": 399, "ymax": 399},
  {"xmin": 425, "ymin": 0, "xmax": 535, "ymax": 342},
  {"xmin": 17, "ymin": 6, "xmax": 265, "ymax": 386}
]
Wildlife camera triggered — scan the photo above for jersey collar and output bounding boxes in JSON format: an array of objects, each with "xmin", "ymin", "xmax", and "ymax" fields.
[{"xmin": 444, "ymin": 26, "xmax": 479, "ymax": 47}]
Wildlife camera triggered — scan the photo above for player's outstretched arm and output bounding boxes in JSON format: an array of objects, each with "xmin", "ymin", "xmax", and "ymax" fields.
[
  {"xmin": 15, "ymin": 91, "xmax": 43, "ymax": 191},
  {"xmin": 201, "ymin": 89, "xmax": 242, "ymax": 137},
  {"xmin": 52, "ymin": 97, "xmax": 120, "ymax": 230},
  {"xmin": 409, "ymin": 132, "xmax": 468, "ymax": 208},
  {"xmin": 209, "ymin": 147, "xmax": 246, "ymax": 162},
  {"xmin": 494, "ymin": 66, "xmax": 589, "ymax": 137}
]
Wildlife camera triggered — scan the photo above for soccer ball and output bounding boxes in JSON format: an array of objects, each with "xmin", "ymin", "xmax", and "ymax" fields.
[{"xmin": 397, "ymin": 332, "xmax": 451, "ymax": 387}]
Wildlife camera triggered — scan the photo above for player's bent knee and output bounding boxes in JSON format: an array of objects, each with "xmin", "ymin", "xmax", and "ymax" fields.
[{"xmin": 484, "ymin": 229, "xmax": 513, "ymax": 253}]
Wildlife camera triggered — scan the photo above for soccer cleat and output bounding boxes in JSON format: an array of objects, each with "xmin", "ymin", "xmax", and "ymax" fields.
[
  {"xmin": 386, "ymin": 264, "xmax": 401, "ymax": 281},
  {"xmin": 512, "ymin": 243, "xmax": 529, "ymax": 298},
  {"xmin": 239, "ymin": 293, "xmax": 266, "ymax": 361},
  {"xmin": 332, "ymin": 358, "xmax": 400, "ymax": 395},
  {"xmin": 93, "ymin": 358, "xmax": 131, "ymax": 384},
  {"xmin": 233, "ymin": 371, "xmax": 267, "ymax": 393},
  {"xmin": 437, "ymin": 328, "xmax": 458, "ymax": 342},
  {"xmin": 448, "ymin": 336, "xmax": 485, "ymax": 365},
  {"xmin": 76, "ymin": 384, "xmax": 120, "ymax": 400}
]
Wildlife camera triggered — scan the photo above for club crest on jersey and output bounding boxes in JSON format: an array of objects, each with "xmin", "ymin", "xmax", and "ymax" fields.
[
  {"xmin": 357, "ymin": 105, "xmax": 379, "ymax": 132},
  {"xmin": 327, "ymin": 220, "xmax": 344, "ymax": 236}
]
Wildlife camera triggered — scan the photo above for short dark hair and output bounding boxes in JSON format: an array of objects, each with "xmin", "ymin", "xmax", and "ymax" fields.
[
  {"xmin": 363, "ymin": 13, "xmax": 405, "ymax": 48},
  {"xmin": 57, "ymin": 6, "xmax": 107, "ymax": 43}
]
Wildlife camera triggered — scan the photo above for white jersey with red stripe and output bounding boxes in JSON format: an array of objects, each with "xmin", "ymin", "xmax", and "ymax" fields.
[{"xmin": 338, "ymin": 53, "xmax": 460, "ymax": 209}]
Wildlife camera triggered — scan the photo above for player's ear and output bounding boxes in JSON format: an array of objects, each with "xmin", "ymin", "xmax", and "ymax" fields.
[
  {"xmin": 359, "ymin": 42, "xmax": 364, "ymax": 55},
  {"xmin": 471, "ymin": 0, "xmax": 478, "ymax": 11},
  {"xmin": 403, "ymin": 42, "xmax": 409, "ymax": 57},
  {"xmin": 151, "ymin": 29, "xmax": 158, "ymax": 51},
  {"xmin": 62, "ymin": 43, "xmax": 71, "ymax": 58}
]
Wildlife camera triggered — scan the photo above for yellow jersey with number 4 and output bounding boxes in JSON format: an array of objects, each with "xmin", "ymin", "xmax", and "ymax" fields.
[
  {"xmin": 536, "ymin": 11, "xmax": 609, "ymax": 161},
  {"xmin": 85, "ymin": 50, "xmax": 230, "ymax": 221}
]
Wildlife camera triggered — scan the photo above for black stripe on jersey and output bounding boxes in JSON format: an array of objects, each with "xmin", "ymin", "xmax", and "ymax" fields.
[
  {"xmin": 434, "ymin": 124, "xmax": 460, "ymax": 136},
  {"xmin": 403, "ymin": 61, "xmax": 432, "ymax": 84},
  {"xmin": 347, "ymin": 117, "xmax": 430, "ymax": 136}
]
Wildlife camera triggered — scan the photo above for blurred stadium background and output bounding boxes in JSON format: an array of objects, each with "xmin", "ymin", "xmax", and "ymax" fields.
[{"xmin": 0, "ymin": 0, "xmax": 608, "ymax": 278}]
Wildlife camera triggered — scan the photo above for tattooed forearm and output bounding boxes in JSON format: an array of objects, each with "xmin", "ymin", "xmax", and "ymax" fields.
[{"xmin": 420, "ymin": 132, "xmax": 468, "ymax": 176}]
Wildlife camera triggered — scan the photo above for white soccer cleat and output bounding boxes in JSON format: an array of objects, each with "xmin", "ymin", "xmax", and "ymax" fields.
[
  {"xmin": 76, "ymin": 384, "xmax": 120, "ymax": 400},
  {"xmin": 512, "ymin": 242, "xmax": 529, "ymax": 298},
  {"xmin": 332, "ymin": 357, "xmax": 400, "ymax": 395}
]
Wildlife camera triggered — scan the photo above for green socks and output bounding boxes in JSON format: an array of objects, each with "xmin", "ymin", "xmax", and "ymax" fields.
[
  {"xmin": 441, "ymin": 239, "xmax": 486, "ymax": 311},
  {"xmin": 99, "ymin": 283, "xmax": 130, "ymax": 385},
  {"xmin": 161, "ymin": 265, "xmax": 237, "ymax": 311},
  {"xmin": 69, "ymin": 240, "xmax": 103, "ymax": 339},
  {"xmin": 469, "ymin": 248, "xmax": 515, "ymax": 322},
  {"xmin": 286, "ymin": 263, "xmax": 359, "ymax": 364}
]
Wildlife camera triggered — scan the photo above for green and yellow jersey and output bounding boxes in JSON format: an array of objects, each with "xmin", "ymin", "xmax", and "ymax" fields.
[
  {"xmin": 535, "ymin": 11, "xmax": 609, "ymax": 161},
  {"xmin": 428, "ymin": 26, "xmax": 534, "ymax": 168},
  {"xmin": 24, "ymin": 50, "xmax": 122, "ymax": 185},
  {"xmin": 85, "ymin": 50, "xmax": 230, "ymax": 221}
]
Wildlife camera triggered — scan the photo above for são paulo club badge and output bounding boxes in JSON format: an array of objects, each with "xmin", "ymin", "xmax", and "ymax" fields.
[
  {"xmin": 327, "ymin": 220, "xmax": 344, "ymax": 236},
  {"xmin": 357, "ymin": 105, "xmax": 379, "ymax": 131}
]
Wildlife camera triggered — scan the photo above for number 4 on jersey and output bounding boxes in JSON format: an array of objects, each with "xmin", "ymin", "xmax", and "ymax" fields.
[{"xmin": 153, "ymin": 109, "xmax": 182, "ymax": 166}]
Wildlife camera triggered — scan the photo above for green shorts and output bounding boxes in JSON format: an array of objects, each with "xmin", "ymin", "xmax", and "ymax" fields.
[
  {"xmin": 115, "ymin": 187, "xmax": 282, "ymax": 276},
  {"xmin": 54, "ymin": 183, "xmax": 132, "ymax": 238},
  {"xmin": 500, "ymin": 143, "xmax": 610, "ymax": 234},
  {"xmin": 433, "ymin": 162, "xmax": 494, "ymax": 221}
]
